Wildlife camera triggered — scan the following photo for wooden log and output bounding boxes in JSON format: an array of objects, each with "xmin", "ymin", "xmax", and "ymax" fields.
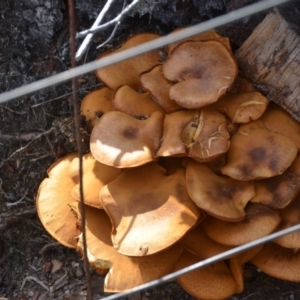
[{"xmin": 235, "ymin": 8, "xmax": 300, "ymax": 121}]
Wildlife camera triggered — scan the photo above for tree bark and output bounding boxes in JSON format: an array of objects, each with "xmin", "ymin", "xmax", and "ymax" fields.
[{"xmin": 235, "ymin": 8, "xmax": 300, "ymax": 121}]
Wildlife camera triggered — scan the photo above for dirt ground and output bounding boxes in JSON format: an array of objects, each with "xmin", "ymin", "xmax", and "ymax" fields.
[{"xmin": 1, "ymin": 0, "xmax": 300, "ymax": 299}]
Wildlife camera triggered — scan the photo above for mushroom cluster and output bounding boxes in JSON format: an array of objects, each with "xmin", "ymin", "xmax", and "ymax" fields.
[{"xmin": 37, "ymin": 30, "xmax": 300, "ymax": 299}]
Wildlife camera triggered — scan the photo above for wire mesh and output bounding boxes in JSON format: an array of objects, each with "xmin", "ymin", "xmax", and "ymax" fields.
[{"xmin": 1, "ymin": 0, "xmax": 298, "ymax": 299}]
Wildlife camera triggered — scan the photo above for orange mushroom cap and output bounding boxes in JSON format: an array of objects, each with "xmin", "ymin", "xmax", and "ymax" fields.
[
  {"xmin": 80, "ymin": 87, "xmax": 114, "ymax": 127},
  {"xmin": 163, "ymin": 40, "xmax": 237, "ymax": 109},
  {"xmin": 221, "ymin": 120, "xmax": 298, "ymax": 180},
  {"xmin": 251, "ymin": 155, "xmax": 300, "ymax": 209},
  {"xmin": 36, "ymin": 153, "xmax": 80, "ymax": 248},
  {"xmin": 90, "ymin": 111, "xmax": 164, "ymax": 168},
  {"xmin": 95, "ymin": 33, "xmax": 161, "ymax": 90},
  {"xmin": 201, "ymin": 203, "xmax": 281, "ymax": 246},
  {"xmin": 100, "ymin": 162, "xmax": 201, "ymax": 256},
  {"xmin": 261, "ymin": 102, "xmax": 300, "ymax": 150},
  {"xmin": 214, "ymin": 91, "xmax": 269, "ymax": 123},
  {"xmin": 167, "ymin": 28, "xmax": 232, "ymax": 53},
  {"xmin": 187, "ymin": 107, "xmax": 231, "ymax": 162},
  {"xmin": 139, "ymin": 64, "xmax": 182, "ymax": 113},
  {"xmin": 251, "ymin": 242, "xmax": 300, "ymax": 282},
  {"xmin": 70, "ymin": 153, "xmax": 121, "ymax": 209},
  {"xmin": 175, "ymin": 250, "xmax": 237, "ymax": 299},
  {"xmin": 76, "ymin": 204, "xmax": 184, "ymax": 292},
  {"xmin": 156, "ymin": 110, "xmax": 196, "ymax": 157},
  {"xmin": 186, "ymin": 160, "xmax": 254, "ymax": 221},
  {"xmin": 112, "ymin": 85, "xmax": 163, "ymax": 118},
  {"xmin": 274, "ymin": 194, "xmax": 300, "ymax": 249}
]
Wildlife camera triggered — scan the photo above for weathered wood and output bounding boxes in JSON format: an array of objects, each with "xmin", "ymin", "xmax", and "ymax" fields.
[{"xmin": 235, "ymin": 8, "xmax": 300, "ymax": 121}]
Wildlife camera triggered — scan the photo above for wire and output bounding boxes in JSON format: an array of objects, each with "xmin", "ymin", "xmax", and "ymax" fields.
[
  {"xmin": 0, "ymin": 0, "xmax": 291, "ymax": 104},
  {"xmin": 99, "ymin": 223, "xmax": 300, "ymax": 300}
]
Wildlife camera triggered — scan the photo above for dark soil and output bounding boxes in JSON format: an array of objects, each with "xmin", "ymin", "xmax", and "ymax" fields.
[{"xmin": 0, "ymin": 0, "xmax": 300, "ymax": 299}]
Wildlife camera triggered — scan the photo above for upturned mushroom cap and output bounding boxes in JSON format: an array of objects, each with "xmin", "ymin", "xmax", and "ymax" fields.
[
  {"xmin": 95, "ymin": 33, "xmax": 161, "ymax": 90},
  {"xmin": 100, "ymin": 162, "xmax": 201, "ymax": 256},
  {"xmin": 80, "ymin": 87, "xmax": 114, "ymax": 127},
  {"xmin": 186, "ymin": 160, "xmax": 254, "ymax": 221},
  {"xmin": 139, "ymin": 64, "xmax": 182, "ymax": 113},
  {"xmin": 221, "ymin": 120, "xmax": 298, "ymax": 180},
  {"xmin": 175, "ymin": 250, "xmax": 237, "ymax": 299},
  {"xmin": 214, "ymin": 91, "xmax": 269, "ymax": 123},
  {"xmin": 36, "ymin": 153, "xmax": 80, "ymax": 248},
  {"xmin": 187, "ymin": 107, "xmax": 231, "ymax": 162},
  {"xmin": 163, "ymin": 40, "xmax": 237, "ymax": 109},
  {"xmin": 201, "ymin": 203, "xmax": 281, "ymax": 246},
  {"xmin": 167, "ymin": 29, "xmax": 232, "ymax": 53},
  {"xmin": 156, "ymin": 110, "xmax": 196, "ymax": 157},
  {"xmin": 251, "ymin": 155, "xmax": 300, "ymax": 209},
  {"xmin": 251, "ymin": 242, "xmax": 300, "ymax": 282},
  {"xmin": 76, "ymin": 204, "xmax": 184, "ymax": 292},
  {"xmin": 112, "ymin": 85, "xmax": 163, "ymax": 118},
  {"xmin": 70, "ymin": 153, "xmax": 121, "ymax": 209},
  {"xmin": 274, "ymin": 195, "xmax": 300, "ymax": 249},
  {"xmin": 90, "ymin": 111, "xmax": 164, "ymax": 168}
]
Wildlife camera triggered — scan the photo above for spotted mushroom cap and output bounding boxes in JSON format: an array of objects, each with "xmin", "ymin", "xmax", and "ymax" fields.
[
  {"xmin": 90, "ymin": 110, "xmax": 164, "ymax": 168},
  {"xmin": 163, "ymin": 40, "xmax": 238, "ymax": 109}
]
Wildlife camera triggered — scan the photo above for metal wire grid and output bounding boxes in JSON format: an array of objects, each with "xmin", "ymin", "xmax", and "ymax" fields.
[{"xmin": 1, "ymin": 0, "xmax": 299, "ymax": 299}]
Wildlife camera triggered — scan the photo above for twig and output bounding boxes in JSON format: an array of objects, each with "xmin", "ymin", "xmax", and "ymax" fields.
[
  {"xmin": 0, "ymin": 132, "xmax": 47, "ymax": 142},
  {"xmin": 5, "ymin": 189, "xmax": 29, "ymax": 207},
  {"xmin": 77, "ymin": 0, "xmax": 141, "ymax": 38},
  {"xmin": 68, "ymin": 0, "xmax": 93, "ymax": 299},
  {"xmin": 2, "ymin": 128, "xmax": 54, "ymax": 163},
  {"xmin": 96, "ymin": 21, "xmax": 121, "ymax": 49},
  {"xmin": 0, "ymin": 208, "xmax": 36, "ymax": 231},
  {"xmin": 75, "ymin": 0, "xmax": 115, "ymax": 61},
  {"xmin": 21, "ymin": 276, "xmax": 49, "ymax": 291},
  {"xmin": 0, "ymin": 104, "xmax": 26, "ymax": 115},
  {"xmin": 39, "ymin": 242, "xmax": 61, "ymax": 256}
]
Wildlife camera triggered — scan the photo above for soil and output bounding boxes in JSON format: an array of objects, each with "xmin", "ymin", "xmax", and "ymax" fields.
[{"xmin": 0, "ymin": 0, "xmax": 300, "ymax": 299}]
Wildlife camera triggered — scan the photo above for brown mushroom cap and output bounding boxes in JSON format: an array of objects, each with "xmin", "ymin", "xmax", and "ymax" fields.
[
  {"xmin": 186, "ymin": 160, "xmax": 254, "ymax": 221},
  {"xmin": 100, "ymin": 162, "xmax": 201, "ymax": 256},
  {"xmin": 251, "ymin": 242, "xmax": 300, "ymax": 282},
  {"xmin": 229, "ymin": 246, "xmax": 263, "ymax": 294},
  {"xmin": 112, "ymin": 85, "xmax": 163, "ymax": 118},
  {"xmin": 187, "ymin": 107, "xmax": 231, "ymax": 162},
  {"xmin": 167, "ymin": 28, "xmax": 232, "ymax": 53},
  {"xmin": 163, "ymin": 40, "xmax": 237, "ymax": 109},
  {"xmin": 70, "ymin": 153, "xmax": 121, "ymax": 209},
  {"xmin": 95, "ymin": 33, "xmax": 161, "ymax": 90},
  {"xmin": 36, "ymin": 153, "xmax": 80, "ymax": 248},
  {"xmin": 175, "ymin": 250, "xmax": 237, "ymax": 300},
  {"xmin": 261, "ymin": 102, "xmax": 300, "ymax": 150},
  {"xmin": 180, "ymin": 225, "xmax": 231, "ymax": 258},
  {"xmin": 201, "ymin": 203, "xmax": 281, "ymax": 246},
  {"xmin": 274, "ymin": 195, "xmax": 300, "ymax": 249},
  {"xmin": 156, "ymin": 110, "xmax": 196, "ymax": 157},
  {"xmin": 214, "ymin": 91, "xmax": 269, "ymax": 123},
  {"xmin": 221, "ymin": 120, "xmax": 298, "ymax": 180},
  {"xmin": 139, "ymin": 64, "xmax": 182, "ymax": 113},
  {"xmin": 90, "ymin": 111, "xmax": 164, "ymax": 168},
  {"xmin": 80, "ymin": 87, "xmax": 113, "ymax": 127},
  {"xmin": 251, "ymin": 155, "xmax": 300, "ymax": 209},
  {"xmin": 77, "ymin": 204, "xmax": 184, "ymax": 292}
]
